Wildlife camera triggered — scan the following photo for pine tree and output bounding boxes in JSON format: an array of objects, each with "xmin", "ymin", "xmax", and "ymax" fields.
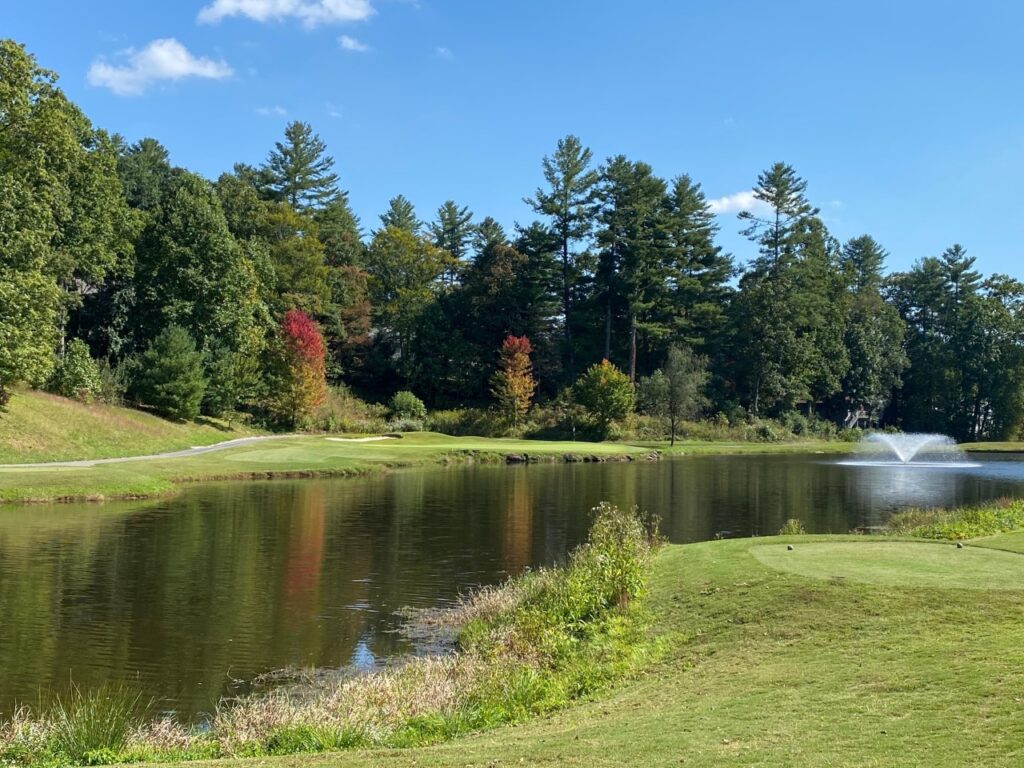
[
  {"xmin": 492, "ymin": 335, "xmax": 536, "ymax": 427},
  {"xmin": 263, "ymin": 121, "xmax": 340, "ymax": 210},
  {"xmin": 131, "ymin": 326, "xmax": 207, "ymax": 420},
  {"xmin": 378, "ymin": 194, "xmax": 421, "ymax": 234},
  {"xmin": 525, "ymin": 135, "xmax": 600, "ymax": 380},
  {"xmin": 430, "ymin": 200, "xmax": 474, "ymax": 283}
]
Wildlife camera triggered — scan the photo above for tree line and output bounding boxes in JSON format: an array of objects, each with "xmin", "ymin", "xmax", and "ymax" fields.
[{"xmin": 3, "ymin": 39, "xmax": 1024, "ymax": 442}]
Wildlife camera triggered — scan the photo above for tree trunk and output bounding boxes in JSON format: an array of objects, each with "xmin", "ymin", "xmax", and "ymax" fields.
[
  {"xmin": 562, "ymin": 240, "xmax": 574, "ymax": 381},
  {"xmin": 629, "ymin": 313, "xmax": 637, "ymax": 383},
  {"xmin": 604, "ymin": 295, "xmax": 612, "ymax": 360}
]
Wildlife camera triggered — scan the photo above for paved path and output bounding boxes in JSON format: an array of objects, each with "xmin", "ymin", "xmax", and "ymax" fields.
[{"xmin": 0, "ymin": 434, "xmax": 299, "ymax": 469}]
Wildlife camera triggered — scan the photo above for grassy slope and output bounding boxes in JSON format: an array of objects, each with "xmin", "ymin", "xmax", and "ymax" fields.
[
  {"xmin": 160, "ymin": 534, "xmax": 1024, "ymax": 767},
  {"xmin": 0, "ymin": 433, "xmax": 657, "ymax": 503},
  {"xmin": 0, "ymin": 390, "xmax": 259, "ymax": 464}
]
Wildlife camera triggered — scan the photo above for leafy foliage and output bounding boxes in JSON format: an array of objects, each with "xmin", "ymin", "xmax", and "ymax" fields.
[
  {"xmin": 390, "ymin": 390, "xmax": 427, "ymax": 421},
  {"xmin": 49, "ymin": 339, "xmax": 101, "ymax": 401},
  {"xmin": 492, "ymin": 335, "xmax": 536, "ymax": 427},
  {"xmin": 269, "ymin": 309, "xmax": 328, "ymax": 428},
  {"xmin": 574, "ymin": 359, "xmax": 635, "ymax": 430}
]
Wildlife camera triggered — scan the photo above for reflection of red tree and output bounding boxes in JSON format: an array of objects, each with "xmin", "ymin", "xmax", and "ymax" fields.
[
  {"xmin": 284, "ymin": 486, "xmax": 326, "ymax": 611},
  {"xmin": 501, "ymin": 471, "xmax": 534, "ymax": 573}
]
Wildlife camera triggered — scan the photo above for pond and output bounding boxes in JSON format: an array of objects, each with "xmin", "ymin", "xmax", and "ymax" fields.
[{"xmin": 2, "ymin": 451, "xmax": 1024, "ymax": 718}]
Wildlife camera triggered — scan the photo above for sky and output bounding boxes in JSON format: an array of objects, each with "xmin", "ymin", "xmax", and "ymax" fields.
[{"xmin": 6, "ymin": 0, "xmax": 1024, "ymax": 276}]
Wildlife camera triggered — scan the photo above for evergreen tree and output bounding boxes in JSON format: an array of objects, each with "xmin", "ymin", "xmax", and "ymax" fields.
[
  {"xmin": 263, "ymin": 121, "xmax": 340, "ymax": 210},
  {"xmin": 526, "ymin": 135, "xmax": 600, "ymax": 380},
  {"xmin": 660, "ymin": 175, "xmax": 733, "ymax": 354},
  {"xmin": 595, "ymin": 156, "xmax": 668, "ymax": 379},
  {"xmin": 430, "ymin": 200, "xmax": 474, "ymax": 284},
  {"xmin": 378, "ymin": 194, "xmax": 421, "ymax": 234},
  {"xmin": 473, "ymin": 216, "xmax": 507, "ymax": 256},
  {"xmin": 131, "ymin": 325, "xmax": 207, "ymax": 420}
]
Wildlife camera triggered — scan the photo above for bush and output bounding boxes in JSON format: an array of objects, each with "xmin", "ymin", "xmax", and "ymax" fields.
[
  {"xmin": 95, "ymin": 359, "xmax": 128, "ymax": 406},
  {"xmin": 887, "ymin": 499, "xmax": 1024, "ymax": 540},
  {"xmin": 130, "ymin": 326, "xmax": 207, "ymax": 420},
  {"xmin": 310, "ymin": 386, "xmax": 389, "ymax": 433},
  {"xmin": 778, "ymin": 518, "xmax": 807, "ymax": 535},
  {"xmin": 573, "ymin": 360, "xmax": 635, "ymax": 432},
  {"xmin": 49, "ymin": 339, "xmax": 101, "ymax": 402},
  {"xmin": 390, "ymin": 390, "xmax": 426, "ymax": 421}
]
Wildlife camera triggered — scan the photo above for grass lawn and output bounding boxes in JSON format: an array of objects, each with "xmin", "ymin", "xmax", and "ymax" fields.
[
  {"xmin": 144, "ymin": 533, "xmax": 1024, "ymax": 767},
  {"xmin": 0, "ymin": 389, "xmax": 259, "ymax": 464},
  {"xmin": 0, "ymin": 432, "xmax": 656, "ymax": 503}
]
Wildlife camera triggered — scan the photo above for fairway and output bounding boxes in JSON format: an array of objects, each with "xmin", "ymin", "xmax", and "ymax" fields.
[{"xmin": 751, "ymin": 540, "xmax": 1024, "ymax": 590}]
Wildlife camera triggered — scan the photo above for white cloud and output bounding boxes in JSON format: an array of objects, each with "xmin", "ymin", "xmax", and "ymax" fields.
[
  {"xmin": 706, "ymin": 190, "xmax": 771, "ymax": 216},
  {"xmin": 198, "ymin": 0, "xmax": 374, "ymax": 27},
  {"xmin": 435, "ymin": 46, "xmax": 453, "ymax": 59},
  {"xmin": 87, "ymin": 39, "xmax": 233, "ymax": 96},
  {"xmin": 339, "ymin": 34, "xmax": 370, "ymax": 52},
  {"xmin": 256, "ymin": 105, "xmax": 287, "ymax": 116}
]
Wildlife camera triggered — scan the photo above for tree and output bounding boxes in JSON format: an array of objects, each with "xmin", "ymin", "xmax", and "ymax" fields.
[
  {"xmin": 430, "ymin": 200, "xmax": 474, "ymax": 284},
  {"xmin": 526, "ymin": 135, "xmax": 600, "ymax": 379},
  {"xmin": 659, "ymin": 175, "xmax": 733, "ymax": 355},
  {"xmin": 364, "ymin": 227, "xmax": 454, "ymax": 374},
  {"xmin": 379, "ymin": 194, "xmax": 421, "ymax": 234},
  {"xmin": 270, "ymin": 309, "xmax": 328, "ymax": 427},
  {"xmin": 49, "ymin": 338, "xmax": 101, "ymax": 401},
  {"xmin": 263, "ymin": 121, "xmax": 340, "ymax": 210},
  {"xmin": 492, "ymin": 335, "xmax": 536, "ymax": 427},
  {"xmin": 0, "ymin": 40, "xmax": 133, "ymax": 401},
  {"xmin": 131, "ymin": 171, "xmax": 270, "ymax": 363},
  {"xmin": 834, "ymin": 236, "xmax": 907, "ymax": 422},
  {"xmin": 131, "ymin": 326, "xmax": 207, "ymax": 420},
  {"xmin": 638, "ymin": 345, "xmax": 709, "ymax": 445},
  {"xmin": 473, "ymin": 216, "xmax": 507, "ymax": 256},
  {"xmin": 595, "ymin": 156, "xmax": 668, "ymax": 379},
  {"xmin": 730, "ymin": 163, "xmax": 847, "ymax": 415},
  {"xmin": 574, "ymin": 359, "xmax": 635, "ymax": 430}
]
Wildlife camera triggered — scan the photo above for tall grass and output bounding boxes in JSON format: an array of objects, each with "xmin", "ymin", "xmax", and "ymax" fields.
[
  {"xmin": 0, "ymin": 503, "xmax": 660, "ymax": 766},
  {"xmin": 887, "ymin": 498, "xmax": 1024, "ymax": 540}
]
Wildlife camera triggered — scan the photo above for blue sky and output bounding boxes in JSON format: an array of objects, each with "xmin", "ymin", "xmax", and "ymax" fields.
[{"xmin": 7, "ymin": 0, "xmax": 1024, "ymax": 275}]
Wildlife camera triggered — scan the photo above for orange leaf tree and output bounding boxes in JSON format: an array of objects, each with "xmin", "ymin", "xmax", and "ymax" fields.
[{"xmin": 492, "ymin": 335, "xmax": 536, "ymax": 427}]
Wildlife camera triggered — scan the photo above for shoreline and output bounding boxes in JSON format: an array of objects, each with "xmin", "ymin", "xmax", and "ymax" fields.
[{"xmin": 0, "ymin": 434, "xmax": 852, "ymax": 506}]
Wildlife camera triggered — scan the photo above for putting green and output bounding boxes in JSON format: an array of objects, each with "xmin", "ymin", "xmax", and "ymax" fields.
[{"xmin": 750, "ymin": 541, "xmax": 1024, "ymax": 590}]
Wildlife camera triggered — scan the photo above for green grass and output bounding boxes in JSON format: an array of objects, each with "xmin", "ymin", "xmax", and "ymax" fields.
[
  {"xmin": 0, "ymin": 433, "xmax": 654, "ymax": 503},
  {"xmin": 0, "ymin": 389, "xmax": 259, "ymax": 464},
  {"xmin": 114, "ymin": 532, "xmax": 1024, "ymax": 767},
  {"xmin": 750, "ymin": 540, "xmax": 1024, "ymax": 589}
]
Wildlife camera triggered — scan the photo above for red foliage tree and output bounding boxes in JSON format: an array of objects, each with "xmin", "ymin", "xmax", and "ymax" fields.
[{"xmin": 273, "ymin": 309, "xmax": 328, "ymax": 427}]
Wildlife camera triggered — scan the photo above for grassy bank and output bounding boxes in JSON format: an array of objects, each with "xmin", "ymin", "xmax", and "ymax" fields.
[
  {"xmin": 0, "ymin": 390, "xmax": 259, "ymax": 464},
  {"xmin": 0, "ymin": 433, "xmax": 660, "ymax": 504}
]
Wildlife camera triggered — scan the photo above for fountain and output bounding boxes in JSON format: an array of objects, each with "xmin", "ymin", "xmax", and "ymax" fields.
[{"xmin": 841, "ymin": 432, "xmax": 979, "ymax": 467}]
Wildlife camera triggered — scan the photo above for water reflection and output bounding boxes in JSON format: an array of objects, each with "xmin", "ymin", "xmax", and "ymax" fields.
[{"xmin": 1, "ymin": 452, "xmax": 1023, "ymax": 717}]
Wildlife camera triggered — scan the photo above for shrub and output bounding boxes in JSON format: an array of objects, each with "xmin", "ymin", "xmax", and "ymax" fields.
[
  {"xmin": 887, "ymin": 499, "xmax": 1024, "ymax": 540},
  {"xmin": 573, "ymin": 360, "xmax": 635, "ymax": 432},
  {"xmin": 390, "ymin": 390, "xmax": 426, "ymax": 421},
  {"xmin": 131, "ymin": 326, "xmax": 207, "ymax": 420},
  {"xmin": 95, "ymin": 359, "xmax": 128, "ymax": 406},
  {"xmin": 49, "ymin": 339, "xmax": 101, "ymax": 401},
  {"xmin": 778, "ymin": 518, "xmax": 807, "ymax": 535}
]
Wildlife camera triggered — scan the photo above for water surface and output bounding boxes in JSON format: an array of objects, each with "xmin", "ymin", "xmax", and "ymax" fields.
[{"xmin": 2, "ymin": 452, "xmax": 1023, "ymax": 716}]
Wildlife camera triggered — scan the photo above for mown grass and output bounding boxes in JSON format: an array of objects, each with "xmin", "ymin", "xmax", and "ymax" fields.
[
  {"xmin": 0, "ymin": 390, "xmax": 259, "ymax": 464},
  {"xmin": 0, "ymin": 504, "xmax": 660, "ymax": 766},
  {"xmin": 0, "ymin": 433, "xmax": 657, "ymax": 504}
]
